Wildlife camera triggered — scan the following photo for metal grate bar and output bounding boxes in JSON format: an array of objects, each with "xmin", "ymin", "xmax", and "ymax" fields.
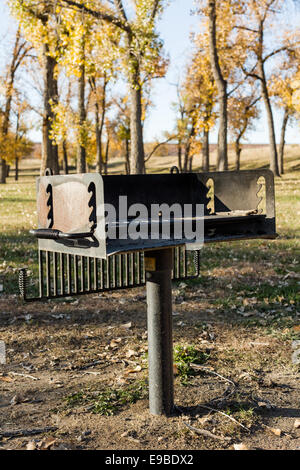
[
  {"xmin": 60, "ymin": 253, "xmax": 65, "ymax": 296},
  {"xmin": 53, "ymin": 252, "xmax": 58, "ymax": 296},
  {"xmin": 93, "ymin": 257, "xmax": 98, "ymax": 291},
  {"xmin": 67, "ymin": 254, "xmax": 71, "ymax": 294},
  {"xmin": 46, "ymin": 251, "xmax": 51, "ymax": 297},
  {"xmin": 20, "ymin": 246, "xmax": 201, "ymax": 301},
  {"xmin": 74, "ymin": 255, "xmax": 79, "ymax": 294},
  {"xmin": 39, "ymin": 250, "xmax": 44, "ymax": 298}
]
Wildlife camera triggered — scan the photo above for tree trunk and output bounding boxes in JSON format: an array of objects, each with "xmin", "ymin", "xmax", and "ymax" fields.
[
  {"xmin": 94, "ymin": 75, "xmax": 107, "ymax": 174},
  {"xmin": 256, "ymin": 21, "xmax": 279, "ymax": 177},
  {"xmin": 217, "ymin": 91, "xmax": 228, "ymax": 171},
  {"xmin": 77, "ymin": 60, "xmax": 87, "ymax": 174},
  {"xmin": 123, "ymin": 29, "xmax": 145, "ymax": 175},
  {"xmin": 104, "ymin": 138, "xmax": 110, "ymax": 175},
  {"xmin": 6, "ymin": 165, "xmax": 10, "ymax": 178},
  {"xmin": 41, "ymin": 48, "xmax": 59, "ymax": 176},
  {"xmin": 95, "ymin": 101, "xmax": 102, "ymax": 174},
  {"xmin": 183, "ymin": 142, "xmax": 191, "ymax": 173},
  {"xmin": 183, "ymin": 146, "xmax": 189, "ymax": 173},
  {"xmin": 129, "ymin": 83, "xmax": 145, "ymax": 174},
  {"xmin": 14, "ymin": 111, "xmax": 20, "ymax": 181},
  {"xmin": 278, "ymin": 107, "xmax": 289, "ymax": 175},
  {"xmin": 62, "ymin": 140, "xmax": 69, "ymax": 174},
  {"xmin": 15, "ymin": 157, "xmax": 19, "ymax": 181},
  {"xmin": 183, "ymin": 120, "xmax": 196, "ymax": 173},
  {"xmin": 125, "ymin": 138, "xmax": 130, "ymax": 174},
  {"xmin": 260, "ymin": 75, "xmax": 280, "ymax": 175},
  {"xmin": 202, "ymin": 129, "xmax": 210, "ymax": 172},
  {"xmin": 0, "ymin": 31, "xmax": 20, "ymax": 184},
  {"xmin": 0, "ymin": 160, "xmax": 6, "ymax": 184},
  {"xmin": 235, "ymin": 139, "xmax": 242, "ymax": 171},
  {"xmin": 208, "ymin": 0, "xmax": 228, "ymax": 171},
  {"xmin": 188, "ymin": 155, "xmax": 194, "ymax": 172},
  {"xmin": 177, "ymin": 141, "xmax": 183, "ymax": 173}
]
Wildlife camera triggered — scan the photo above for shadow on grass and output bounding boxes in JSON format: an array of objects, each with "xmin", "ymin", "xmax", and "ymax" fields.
[
  {"xmin": 0, "ymin": 197, "xmax": 35, "ymax": 203},
  {"xmin": 174, "ymin": 402, "xmax": 300, "ymax": 421}
]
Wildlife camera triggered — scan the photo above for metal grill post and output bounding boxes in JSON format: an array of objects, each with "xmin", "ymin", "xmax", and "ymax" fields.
[{"xmin": 145, "ymin": 249, "xmax": 174, "ymax": 416}]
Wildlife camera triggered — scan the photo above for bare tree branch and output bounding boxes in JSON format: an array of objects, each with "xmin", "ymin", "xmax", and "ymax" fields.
[
  {"xmin": 234, "ymin": 25, "xmax": 259, "ymax": 34},
  {"xmin": 113, "ymin": 0, "xmax": 128, "ymax": 22},
  {"xmin": 60, "ymin": 0, "xmax": 131, "ymax": 32},
  {"xmin": 145, "ymin": 136, "xmax": 174, "ymax": 162},
  {"xmin": 151, "ymin": 0, "xmax": 160, "ymax": 20},
  {"xmin": 262, "ymin": 44, "xmax": 299, "ymax": 63}
]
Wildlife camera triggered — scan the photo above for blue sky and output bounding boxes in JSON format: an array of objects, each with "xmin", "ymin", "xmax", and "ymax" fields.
[
  {"xmin": 0, "ymin": 0, "xmax": 300, "ymax": 144},
  {"xmin": 147, "ymin": 0, "xmax": 300, "ymax": 145}
]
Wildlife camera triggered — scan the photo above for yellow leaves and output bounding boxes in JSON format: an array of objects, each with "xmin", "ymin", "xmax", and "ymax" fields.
[
  {"xmin": 182, "ymin": 34, "xmax": 217, "ymax": 135},
  {"xmin": 10, "ymin": 0, "xmax": 60, "ymax": 60},
  {"xmin": 50, "ymin": 95, "xmax": 81, "ymax": 148},
  {"xmin": 0, "ymin": 131, "xmax": 32, "ymax": 165},
  {"xmin": 10, "ymin": 0, "xmax": 168, "ymax": 102},
  {"xmin": 289, "ymin": 71, "xmax": 300, "ymax": 114},
  {"xmin": 269, "ymin": 72, "xmax": 296, "ymax": 113},
  {"xmin": 228, "ymin": 91, "xmax": 260, "ymax": 140},
  {"xmin": 190, "ymin": 138, "xmax": 202, "ymax": 156},
  {"xmin": 196, "ymin": 0, "xmax": 249, "ymax": 77},
  {"xmin": 247, "ymin": 0, "xmax": 283, "ymax": 21}
]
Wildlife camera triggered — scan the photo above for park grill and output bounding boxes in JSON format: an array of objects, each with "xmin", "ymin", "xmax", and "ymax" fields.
[{"xmin": 19, "ymin": 168, "xmax": 276, "ymax": 416}]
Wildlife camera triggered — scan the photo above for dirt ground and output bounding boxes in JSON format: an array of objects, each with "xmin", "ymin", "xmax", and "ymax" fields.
[{"xmin": 0, "ymin": 264, "xmax": 299, "ymax": 451}]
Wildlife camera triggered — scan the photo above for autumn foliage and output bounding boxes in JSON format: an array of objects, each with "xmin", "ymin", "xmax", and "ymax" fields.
[{"xmin": 0, "ymin": 0, "xmax": 299, "ymax": 182}]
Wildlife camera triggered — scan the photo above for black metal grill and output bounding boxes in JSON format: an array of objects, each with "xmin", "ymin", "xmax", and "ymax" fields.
[
  {"xmin": 18, "ymin": 168, "xmax": 277, "ymax": 417},
  {"xmin": 19, "ymin": 168, "xmax": 276, "ymax": 302}
]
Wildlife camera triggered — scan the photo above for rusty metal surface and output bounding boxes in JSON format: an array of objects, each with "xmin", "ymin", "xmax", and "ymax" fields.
[
  {"xmin": 40, "ymin": 181, "xmax": 90, "ymax": 233},
  {"xmin": 36, "ymin": 173, "xmax": 106, "ymax": 258}
]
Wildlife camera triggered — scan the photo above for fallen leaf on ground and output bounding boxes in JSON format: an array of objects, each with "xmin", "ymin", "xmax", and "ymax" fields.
[
  {"xmin": 238, "ymin": 372, "xmax": 252, "ymax": 380},
  {"xmin": 116, "ymin": 376, "xmax": 128, "ymax": 385},
  {"xmin": 110, "ymin": 338, "xmax": 122, "ymax": 348},
  {"xmin": 233, "ymin": 443, "xmax": 250, "ymax": 450},
  {"xmin": 124, "ymin": 365, "xmax": 142, "ymax": 376},
  {"xmin": 0, "ymin": 376, "xmax": 13, "ymax": 383},
  {"xmin": 197, "ymin": 416, "xmax": 211, "ymax": 426},
  {"xmin": 265, "ymin": 426, "xmax": 282, "ymax": 437},
  {"xmin": 294, "ymin": 419, "xmax": 300, "ymax": 429},
  {"xmin": 38, "ymin": 437, "xmax": 57, "ymax": 450},
  {"xmin": 126, "ymin": 349, "xmax": 136, "ymax": 358},
  {"xmin": 26, "ymin": 441, "xmax": 37, "ymax": 450}
]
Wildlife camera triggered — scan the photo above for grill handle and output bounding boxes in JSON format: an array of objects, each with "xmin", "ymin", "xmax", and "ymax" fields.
[{"xmin": 29, "ymin": 229, "xmax": 94, "ymax": 240}]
